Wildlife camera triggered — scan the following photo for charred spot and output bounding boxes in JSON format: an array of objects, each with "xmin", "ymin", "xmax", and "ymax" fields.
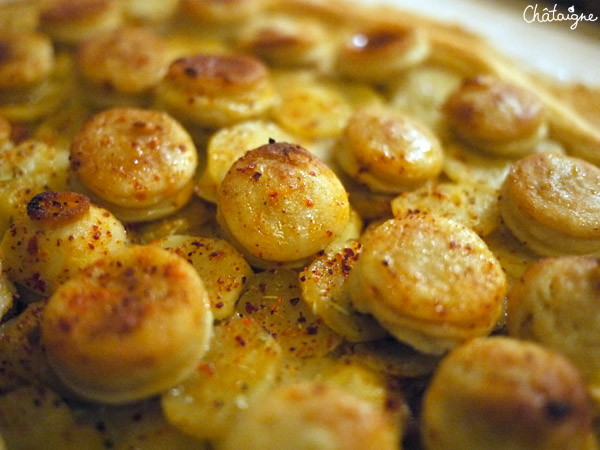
[
  {"xmin": 245, "ymin": 302, "xmax": 258, "ymax": 314},
  {"xmin": 306, "ymin": 325, "xmax": 318, "ymax": 335},
  {"xmin": 27, "ymin": 191, "xmax": 90, "ymax": 224},
  {"xmin": 544, "ymin": 400, "xmax": 572, "ymax": 421}
]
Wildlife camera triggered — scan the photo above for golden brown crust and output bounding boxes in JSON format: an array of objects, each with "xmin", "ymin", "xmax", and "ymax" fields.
[
  {"xmin": 499, "ymin": 152, "xmax": 600, "ymax": 255},
  {"xmin": 220, "ymin": 380, "xmax": 400, "ymax": 450},
  {"xmin": 336, "ymin": 24, "xmax": 430, "ymax": 82},
  {"xmin": 507, "ymin": 256, "xmax": 600, "ymax": 391},
  {"xmin": 40, "ymin": 0, "xmax": 123, "ymax": 44},
  {"xmin": 422, "ymin": 336, "xmax": 594, "ymax": 450},
  {"xmin": 0, "ymin": 0, "xmax": 599, "ymax": 446},
  {"xmin": 349, "ymin": 214, "xmax": 506, "ymax": 354},
  {"xmin": 166, "ymin": 54, "xmax": 268, "ymax": 94},
  {"xmin": 42, "ymin": 244, "xmax": 213, "ymax": 404},
  {"xmin": 156, "ymin": 53, "xmax": 275, "ymax": 127},
  {"xmin": 217, "ymin": 141, "xmax": 350, "ymax": 264},
  {"xmin": 0, "ymin": 31, "xmax": 54, "ymax": 89},
  {"xmin": 1, "ymin": 192, "xmax": 129, "ymax": 296},
  {"xmin": 26, "ymin": 190, "xmax": 90, "ymax": 224},
  {"xmin": 76, "ymin": 26, "xmax": 171, "ymax": 95},
  {"xmin": 70, "ymin": 107, "xmax": 198, "ymax": 210},
  {"xmin": 335, "ymin": 106, "xmax": 443, "ymax": 193},
  {"xmin": 443, "ymin": 76, "xmax": 547, "ymax": 156}
]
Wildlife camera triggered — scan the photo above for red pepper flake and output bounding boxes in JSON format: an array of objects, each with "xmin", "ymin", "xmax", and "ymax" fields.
[
  {"xmin": 235, "ymin": 335, "xmax": 247, "ymax": 346},
  {"xmin": 306, "ymin": 326, "xmax": 318, "ymax": 335},
  {"xmin": 253, "ymin": 172, "xmax": 262, "ymax": 180},
  {"xmin": 215, "ymin": 302, "xmax": 224, "ymax": 309},
  {"xmin": 289, "ymin": 297, "xmax": 300, "ymax": 306},
  {"xmin": 197, "ymin": 362, "xmax": 216, "ymax": 376},
  {"xmin": 306, "ymin": 199, "xmax": 314, "ymax": 207},
  {"xmin": 27, "ymin": 236, "xmax": 38, "ymax": 256}
]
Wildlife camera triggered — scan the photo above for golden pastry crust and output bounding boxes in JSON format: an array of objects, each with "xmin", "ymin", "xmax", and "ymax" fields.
[
  {"xmin": 442, "ymin": 76, "xmax": 548, "ymax": 157},
  {"xmin": 270, "ymin": 71, "xmax": 380, "ymax": 140},
  {"xmin": 41, "ymin": 244, "xmax": 213, "ymax": 404},
  {"xmin": 39, "ymin": 0, "xmax": 123, "ymax": 45},
  {"xmin": 422, "ymin": 336, "xmax": 594, "ymax": 450},
  {"xmin": 217, "ymin": 141, "xmax": 350, "ymax": 265},
  {"xmin": 349, "ymin": 214, "xmax": 506, "ymax": 354},
  {"xmin": 506, "ymin": 256, "xmax": 600, "ymax": 396},
  {"xmin": 235, "ymin": 13, "xmax": 332, "ymax": 69},
  {"xmin": 335, "ymin": 106, "xmax": 443, "ymax": 193},
  {"xmin": 1, "ymin": 191, "xmax": 129, "ymax": 296},
  {"xmin": 219, "ymin": 380, "xmax": 400, "ymax": 450},
  {"xmin": 76, "ymin": 26, "xmax": 171, "ymax": 97},
  {"xmin": 499, "ymin": 152, "xmax": 600, "ymax": 256},
  {"xmin": 0, "ymin": 138, "xmax": 69, "ymax": 236},
  {"xmin": 0, "ymin": 0, "xmax": 599, "ymax": 447},
  {"xmin": 336, "ymin": 23, "xmax": 430, "ymax": 82},
  {"xmin": 70, "ymin": 107, "xmax": 198, "ymax": 216},
  {"xmin": 155, "ymin": 54, "xmax": 276, "ymax": 127},
  {"xmin": 0, "ymin": 31, "xmax": 54, "ymax": 89}
]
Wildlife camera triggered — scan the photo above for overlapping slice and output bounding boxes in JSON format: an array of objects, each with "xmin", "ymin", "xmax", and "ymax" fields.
[
  {"xmin": 348, "ymin": 214, "xmax": 506, "ymax": 354},
  {"xmin": 42, "ymin": 244, "xmax": 213, "ymax": 404}
]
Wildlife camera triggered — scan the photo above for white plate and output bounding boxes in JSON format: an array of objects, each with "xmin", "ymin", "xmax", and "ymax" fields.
[{"xmin": 357, "ymin": 0, "xmax": 600, "ymax": 86}]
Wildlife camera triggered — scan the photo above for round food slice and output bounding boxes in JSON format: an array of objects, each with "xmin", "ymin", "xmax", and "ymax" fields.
[
  {"xmin": 299, "ymin": 239, "xmax": 387, "ymax": 342},
  {"xmin": 499, "ymin": 152, "xmax": 600, "ymax": 256},
  {"xmin": 42, "ymin": 244, "xmax": 213, "ymax": 404},
  {"xmin": 422, "ymin": 336, "xmax": 594, "ymax": 450},
  {"xmin": 219, "ymin": 380, "xmax": 400, "ymax": 450},
  {"xmin": 506, "ymin": 256, "xmax": 600, "ymax": 400},
  {"xmin": 217, "ymin": 141, "xmax": 350, "ymax": 266},
  {"xmin": 348, "ymin": 214, "xmax": 506, "ymax": 354},
  {"xmin": 335, "ymin": 106, "xmax": 443, "ymax": 193},
  {"xmin": 70, "ymin": 107, "xmax": 198, "ymax": 221}
]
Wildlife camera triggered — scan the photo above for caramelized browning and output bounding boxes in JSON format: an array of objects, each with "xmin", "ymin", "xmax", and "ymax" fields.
[
  {"xmin": 443, "ymin": 76, "xmax": 547, "ymax": 156},
  {"xmin": 167, "ymin": 54, "xmax": 268, "ymax": 93},
  {"xmin": 27, "ymin": 191, "xmax": 90, "ymax": 225}
]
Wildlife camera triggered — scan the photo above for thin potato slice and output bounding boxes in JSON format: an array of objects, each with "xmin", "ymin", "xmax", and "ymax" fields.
[
  {"xmin": 299, "ymin": 239, "xmax": 387, "ymax": 342},
  {"xmin": 0, "ymin": 385, "xmax": 105, "ymax": 450},
  {"xmin": 156, "ymin": 234, "xmax": 253, "ymax": 320},
  {"xmin": 162, "ymin": 314, "xmax": 282, "ymax": 440},
  {"xmin": 236, "ymin": 268, "xmax": 343, "ymax": 361}
]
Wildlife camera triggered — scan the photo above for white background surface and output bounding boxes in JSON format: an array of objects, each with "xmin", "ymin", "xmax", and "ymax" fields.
[{"xmin": 355, "ymin": 0, "xmax": 600, "ymax": 86}]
